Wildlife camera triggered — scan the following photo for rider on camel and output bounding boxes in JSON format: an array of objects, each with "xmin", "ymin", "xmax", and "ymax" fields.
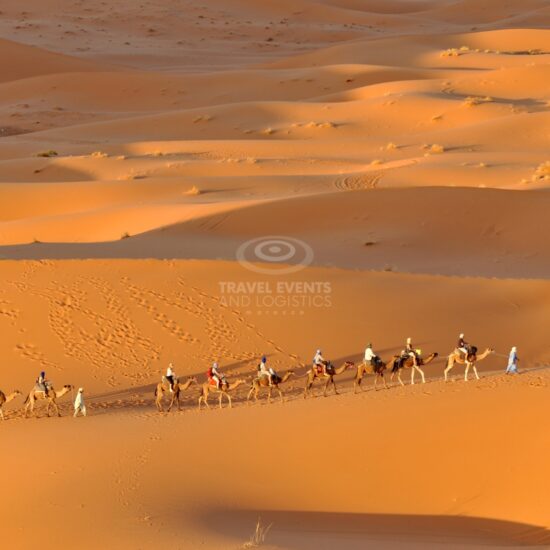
[
  {"xmin": 457, "ymin": 333, "xmax": 470, "ymax": 359},
  {"xmin": 313, "ymin": 349, "xmax": 331, "ymax": 376},
  {"xmin": 37, "ymin": 371, "xmax": 48, "ymax": 394},
  {"xmin": 209, "ymin": 362, "xmax": 226, "ymax": 389},
  {"xmin": 364, "ymin": 343, "xmax": 378, "ymax": 366},
  {"xmin": 258, "ymin": 356, "xmax": 277, "ymax": 386},
  {"xmin": 400, "ymin": 337, "xmax": 419, "ymax": 368},
  {"xmin": 165, "ymin": 363, "xmax": 176, "ymax": 393}
]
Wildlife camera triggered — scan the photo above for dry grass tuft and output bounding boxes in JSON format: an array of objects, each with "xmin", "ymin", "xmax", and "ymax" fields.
[
  {"xmin": 243, "ymin": 518, "xmax": 273, "ymax": 548},
  {"xmin": 386, "ymin": 142, "xmax": 398, "ymax": 151},
  {"xmin": 423, "ymin": 143, "xmax": 445, "ymax": 154},
  {"xmin": 533, "ymin": 161, "xmax": 550, "ymax": 181},
  {"xmin": 370, "ymin": 159, "xmax": 383, "ymax": 165},
  {"xmin": 464, "ymin": 96, "xmax": 494, "ymax": 107},
  {"xmin": 193, "ymin": 115, "xmax": 213, "ymax": 123},
  {"xmin": 440, "ymin": 48, "xmax": 461, "ymax": 57},
  {"xmin": 90, "ymin": 151, "xmax": 108, "ymax": 158},
  {"xmin": 184, "ymin": 185, "xmax": 201, "ymax": 196},
  {"xmin": 121, "ymin": 232, "xmax": 131, "ymax": 240},
  {"xmin": 37, "ymin": 150, "xmax": 58, "ymax": 158}
]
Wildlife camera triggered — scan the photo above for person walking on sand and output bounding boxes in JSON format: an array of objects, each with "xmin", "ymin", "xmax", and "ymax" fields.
[
  {"xmin": 505, "ymin": 346, "xmax": 519, "ymax": 374},
  {"xmin": 74, "ymin": 387, "xmax": 87, "ymax": 417}
]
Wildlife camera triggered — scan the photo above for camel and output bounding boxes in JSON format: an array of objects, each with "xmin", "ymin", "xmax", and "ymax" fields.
[
  {"xmin": 198, "ymin": 379, "xmax": 246, "ymax": 410},
  {"xmin": 0, "ymin": 390, "xmax": 21, "ymax": 420},
  {"xmin": 444, "ymin": 347, "xmax": 494, "ymax": 382},
  {"xmin": 155, "ymin": 376, "xmax": 197, "ymax": 412},
  {"xmin": 247, "ymin": 370, "xmax": 295, "ymax": 404},
  {"xmin": 24, "ymin": 384, "xmax": 73, "ymax": 418},
  {"xmin": 304, "ymin": 361, "xmax": 354, "ymax": 398},
  {"xmin": 389, "ymin": 353, "xmax": 439, "ymax": 386},
  {"xmin": 354, "ymin": 359, "xmax": 387, "ymax": 393}
]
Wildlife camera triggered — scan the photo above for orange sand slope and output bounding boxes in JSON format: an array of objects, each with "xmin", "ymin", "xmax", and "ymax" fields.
[
  {"xmin": 0, "ymin": 260, "xmax": 549, "ymax": 549},
  {"xmin": 1, "ymin": 2, "xmax": 550, "ymax": 250},
  {"xmin": 1, "ymin": 0, "xmax": 550, "ymax": 548}
]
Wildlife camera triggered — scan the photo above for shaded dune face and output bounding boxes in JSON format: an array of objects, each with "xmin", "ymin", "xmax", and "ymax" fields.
[{"xmin": 0, "ymin": 1, "xmax": 549, "ymax": 549}]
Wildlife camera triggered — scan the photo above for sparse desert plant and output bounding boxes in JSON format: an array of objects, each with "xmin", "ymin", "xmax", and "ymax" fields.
[
  {"xmin": 431, "ymin": 115, "xmax": 443, "ymax": 122},
  {"xmin": 464, "ymin": 96, "xmax": 494, "ymax": 107},
  {"xmin": 185, "ymin": 185, "xmax": 201, "ymax": 195},
  {"xmin": 243, "ymin": 518, "xmax": 273, "ymax": 548},
  {"xmin": 262, "ymin": 127, "xmax": 275, "ymax": 135},
  {"xmin": 193, "ymin": 115, "xmax": 213, "ymax": 123},
  {"xmin": 37, "ymin": 150, "xmax": 58, "ymax": 158},
  {"xmin": 440, "ymin": 48, "xmax": 461, "ymax": 57},
  {"xmin": 121, "ymin": 232, "xmax": 131, "ymax": 240},
  {"xmin": 423, "ymin": 143, "xmax": 445, "ymax": 154},
  {"xmin": 91, "ymin": 151, "xmax": 108, "ymax": 158},
  {"xmin": 386, "ymin": 142, "xmax": 398, "ymax": 150},
  {"xmin": 370, "ymin": 159, "xmax": 383, "ymax": 165},
  {"xmin": 534, "ymin": 161, "xmax": 550, "ymax": 180}
]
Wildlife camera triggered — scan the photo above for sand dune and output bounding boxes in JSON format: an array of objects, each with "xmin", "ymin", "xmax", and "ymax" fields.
[{"xmin": 0, "ymin": 1, "xmax": 548, "ymax": 548}]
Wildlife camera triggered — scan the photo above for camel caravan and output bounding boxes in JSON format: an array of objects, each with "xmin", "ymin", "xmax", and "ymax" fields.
[{"xmin": 0, "ymin": 334, "xmax": 503, "ymax": 420}]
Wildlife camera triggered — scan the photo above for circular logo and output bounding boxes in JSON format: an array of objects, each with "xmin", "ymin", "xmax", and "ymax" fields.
[{"xmin": 236, "ymin": 236, "xmax": 314, "ymax": 275}]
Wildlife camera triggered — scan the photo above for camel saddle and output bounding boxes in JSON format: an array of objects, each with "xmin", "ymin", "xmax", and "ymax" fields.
[
  {"xmin": 324, "ymin": 362, "xmax": 335, "ymax": 375},
  {"xmin": 209, "ymin": 377, "xmax": 227, "ymax": 389}
]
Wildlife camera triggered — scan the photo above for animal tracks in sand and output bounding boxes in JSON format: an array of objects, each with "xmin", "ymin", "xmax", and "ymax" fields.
[
  {"xmin": 0, "ymin": 300, "xmax": 19, "ymax": 324},
  {"xmin": 335, "ymin": 172, "xmax": 382, "ymax": 191}
]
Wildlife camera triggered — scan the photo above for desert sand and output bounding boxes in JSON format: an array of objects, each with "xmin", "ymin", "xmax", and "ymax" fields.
[{"xmin": 0, "ymin": 1, "xmax": 549, "ymax": 548}]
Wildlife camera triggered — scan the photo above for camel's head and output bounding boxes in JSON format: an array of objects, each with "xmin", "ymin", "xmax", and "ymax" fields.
[
  {"xmin": 188, "ymin": 376, "xmax": 197, "ymax": 384},
  {"xmin": 63, "ymin": 385, "xmax": 74, "ymax": 391},
  {"xmin": 13, "ymin": 390, "xmax": 22, "ymax": 397},
  {"xmin": 287, "ymin": 370, "xmax": 295, "ymax": 376},
  {"xmin": 345, "ymin": 361, "xmax": 355, "ymax": 368},
  {"xmin": 431, "ymin": 352, "xmax": 439, "ymax": 358}
]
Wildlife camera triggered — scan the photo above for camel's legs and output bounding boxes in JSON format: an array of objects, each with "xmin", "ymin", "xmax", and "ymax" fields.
[
  {"xmin": 473, "ymin": 365, "xmax": 480, "ymax": 380},
  {"xmin": 0, "ymin": 408, "xmax": 4, "ymax": 420},
  {"xmin": 267, "ymin": 387, "xmax": 272, "ymax": 404},
  {"xmin": 246, "ymin": 387, "xmax": 254, "ymax": 404},
  {"xmin": 199, "ymin": 393, "xmax": 210, "ymax": 410},
  {"xmin": 464, "ymin": 362, "xmax": 470, "ymax": 382},
  {"xmin": 228, "ymin": 394, "xmax": 233, "ymax": 408},
  {"xmin": 218, "ymin": 393, "xmax": 223, "ymax": 409},
  {"xmin": 397, "ymin": 370, "xmax": 404, "ymax": 387},
  {"xmin": 277, "ymin": 388, "xmax": 283, "ymax": 404},
  {"xmin": 381, "ymin": 374, "xmax": 388, "ymax": 389},
  {"xmin": 414, "ymin": 366, "xmax": 426, "ymax": 384},
  {"xmin": 168, "ymin": 393, "xmax": 176, "ymax": 413},
  {"xmin": 411, "ymin": 368, "xmax": 415, "ymax": 385},
  {"xmin": 444, "ymin": 363, "xmax": 453, "ymax": 382},
  {"xmin": 52, "ymin": 400, "xmax": 61, "ymax": 417},
  {"xmin": 304, "ymin": 378, "xmax": 311, "ymax": 399}
]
